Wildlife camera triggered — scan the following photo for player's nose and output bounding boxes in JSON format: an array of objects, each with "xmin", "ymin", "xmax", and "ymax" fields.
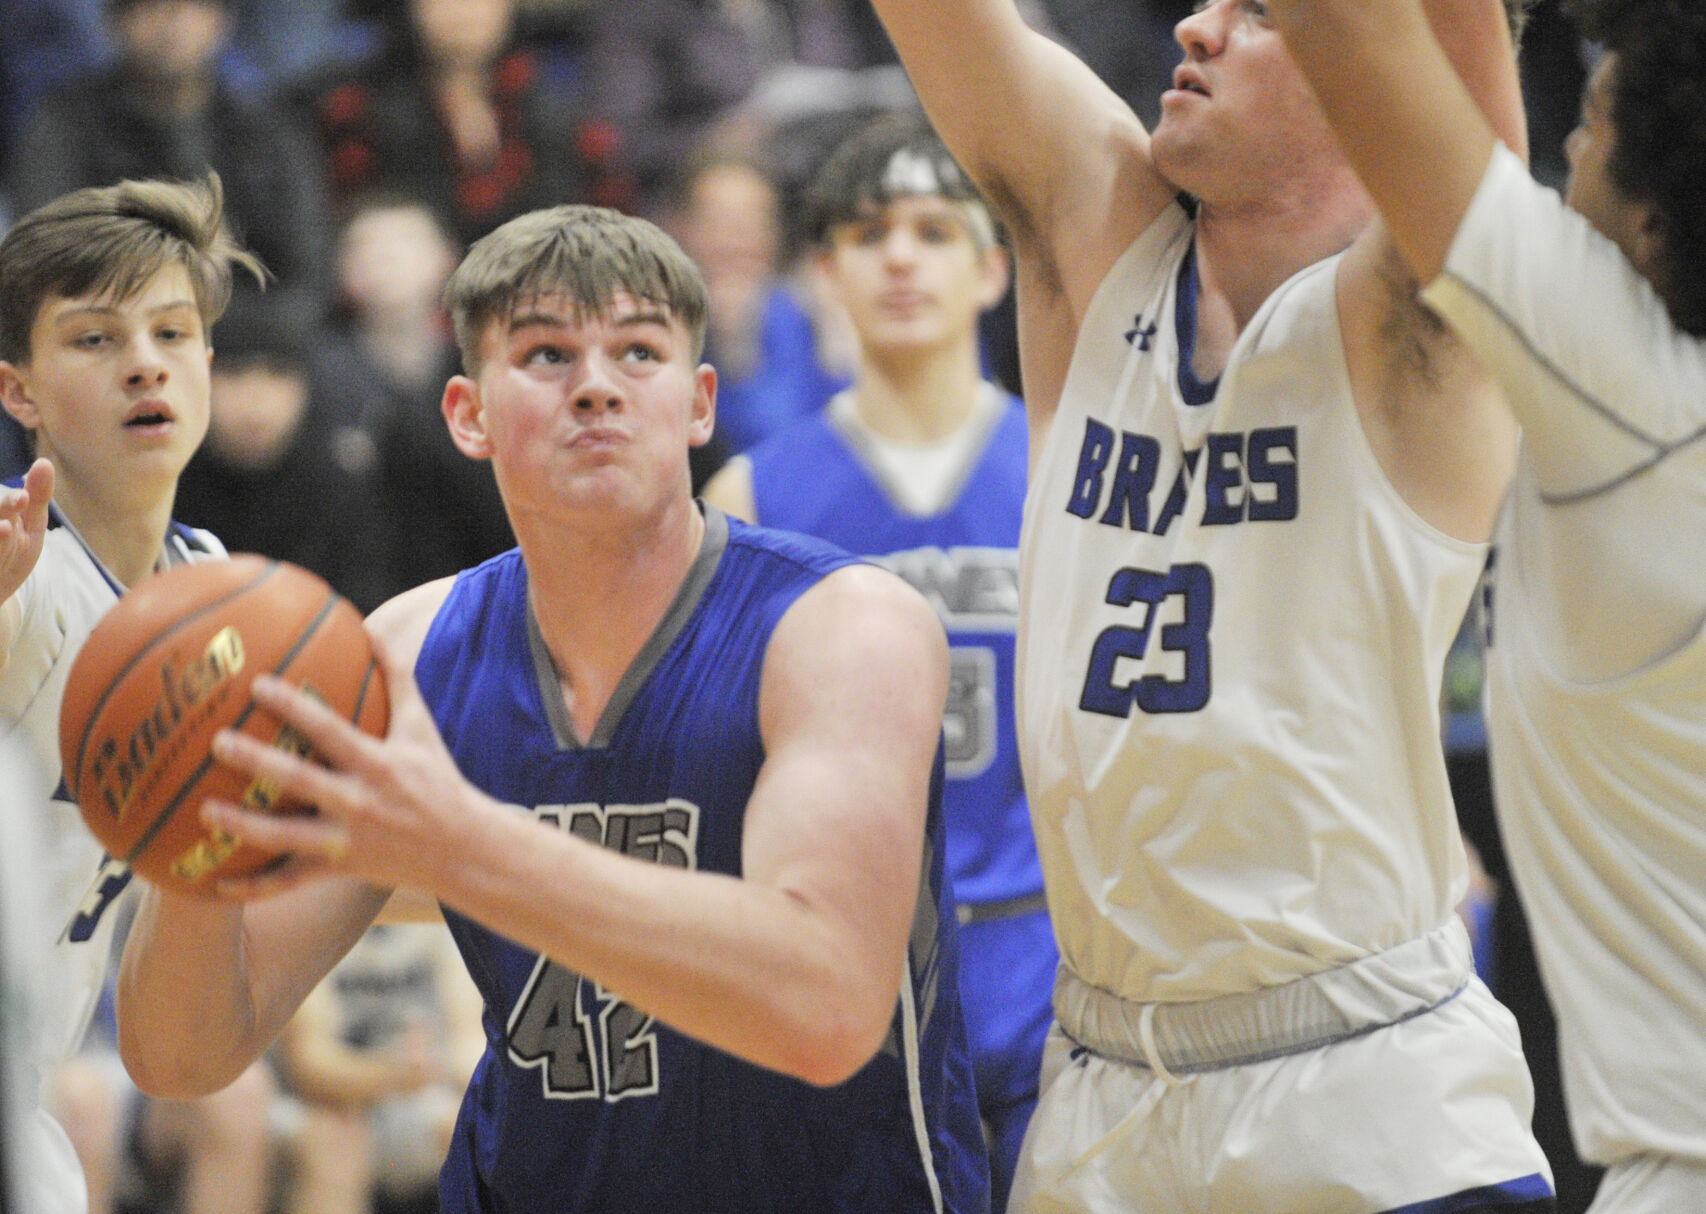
[
  {"xmin": 1175, "ymin": 1, "xmax": 1228, "ymax": 58},
  {"xmin": 124, "ymin": 338, "xmax": 170, "ymax": 388},
  {"xmin": 571, "ymin": 351, "xmax": 624, "ymax": 411}
]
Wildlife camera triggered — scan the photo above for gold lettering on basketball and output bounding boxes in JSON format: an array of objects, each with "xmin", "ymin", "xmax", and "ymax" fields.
[
  {"xmin": 171, "ymin": 827, "xmax": 241, "ymax": 883},
  {"xmin": 169, "ymin": 718, "xmax": 315, "ymax": 885},
  {"xmin": 238, "ymin": 720, "xmax": 313, "ymax": 813},
  {"xmin": 90, "ymin": 626, "xmax": 247, "ymax": 821}
]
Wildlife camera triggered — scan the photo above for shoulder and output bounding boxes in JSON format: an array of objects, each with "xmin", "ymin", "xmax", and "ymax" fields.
[
  {"xmin": 367, "ymin": 575, "xmax": 461, "ymax": 667},
  {"xmin": 722, "ymin": 512, "xmax": 854, "ymax": 570},
  {"xmin": 762, "ymin": 562, "xmax": 947, "ymax": 713}
]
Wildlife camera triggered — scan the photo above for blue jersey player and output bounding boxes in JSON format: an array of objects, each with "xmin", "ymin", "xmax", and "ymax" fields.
[
  {"xmin": 705, "ymin": 114, "xmax": 1052, "ymax": 1212},
  {"xmin": 114, "ymin": 204, "xmax": 990, "ymax": 1213}
]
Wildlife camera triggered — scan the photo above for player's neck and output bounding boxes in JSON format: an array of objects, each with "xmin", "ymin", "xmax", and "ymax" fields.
[
  {"xmin": 50, "ymin": 475, "xmax": 175, "ymax": 590},
  {"xmin": 521, "ymin": 497, "xmax": 706, "ymax": 737},
  {"xmin": 1190, "ymin": 189, "xmax": 1370, "ymax": 378},
  {"xmin": 849, "ymin": 340, "xmax": 984, "ymax": 443},
  {"xmin": 1201, "ymin": 167, "xmax": 1371, "ymax": 327}
]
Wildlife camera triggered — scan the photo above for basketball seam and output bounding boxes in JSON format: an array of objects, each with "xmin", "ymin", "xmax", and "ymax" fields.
[
  {"xmin": 120, "ymin": 587, "xmax": 347, "ymax": 872},
  {"xmin": 353, "ymin": 654, "xmax": 380, "ymax": 723},
  {"xmin": 66, "ymin": 560, "xmax": 283, "ymax": 804}
]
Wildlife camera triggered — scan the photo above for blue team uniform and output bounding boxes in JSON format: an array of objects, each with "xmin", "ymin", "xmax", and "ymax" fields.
[
  {"xmin": 746, "ymin": 393, "xmax": 1055, "ymax": 1207},
  {"xmin": 415, "ymin": 508, "xmax": 989, "ymax": 1214}
]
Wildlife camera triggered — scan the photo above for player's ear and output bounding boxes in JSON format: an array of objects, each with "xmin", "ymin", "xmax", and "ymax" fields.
[
  {"xmin": 442, "ymin": 375, "xmax": 492, "ymax": 460},
  {"xmin": 687, "ymin": 363, "xmax": 717, "ymax": 449},
  {"xmin": 0, "ymin": 362, "xmax": 41, "ymax": 430}
]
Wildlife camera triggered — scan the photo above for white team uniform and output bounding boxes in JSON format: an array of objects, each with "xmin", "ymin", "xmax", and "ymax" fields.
[
  {"xmin": 0, "ymin": 515, "xmax": 221, "ymax": 1214},
  {"xmin": 1, "ymin": 736, "xmax": 65, "ymax": 1214},
  {"xmin": 1424, "ymin": 145, "xmax": 1706, "ymax": 1214},
  {"xmin": 1012, "ymin": 201, "xmax": 1552, "ymax": 1211}
]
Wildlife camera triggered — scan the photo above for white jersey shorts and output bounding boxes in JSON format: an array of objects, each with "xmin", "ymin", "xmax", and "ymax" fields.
[{"xmin": 1011, "ymin": 926, "xmax": 1554, "ymax": 1213}]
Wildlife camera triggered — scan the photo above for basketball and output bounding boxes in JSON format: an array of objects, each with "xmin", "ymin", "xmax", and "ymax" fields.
[{"xmin": 58, "ymin": 555, "xmax": 390, "ymax": 898}]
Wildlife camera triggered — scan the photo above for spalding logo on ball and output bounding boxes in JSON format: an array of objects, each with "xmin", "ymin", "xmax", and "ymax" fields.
[{"xmin": 59, "ymin": 555, "xmax": 389, "ymax": 897}]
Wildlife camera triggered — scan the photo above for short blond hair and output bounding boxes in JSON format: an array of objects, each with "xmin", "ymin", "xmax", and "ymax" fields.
[{"xmin": 443, "ymin": 205, "xmax": 709, "ymax": 375}]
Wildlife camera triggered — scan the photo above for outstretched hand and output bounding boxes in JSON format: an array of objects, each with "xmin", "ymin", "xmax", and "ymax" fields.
[
  {"xmin": 203, "ymin": 627, "xmax": 488, "ymax": 900},
  {"xmin": 0, "ymin": 458, "xmax": 54, "ymax": 607}
]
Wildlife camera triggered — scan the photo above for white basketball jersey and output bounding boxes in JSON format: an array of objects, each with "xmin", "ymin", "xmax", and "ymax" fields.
[
  {"xmin": 1019, "ymin": 204, "xmax": 1485, "ymax": 1005},
  {"xmin": 1427, "ymin": 147, "xmax": 1706, "ymax": 1167},
  {"xmin": 0, "ymin": 521, "xmax": 223, "ymax": 1075}
]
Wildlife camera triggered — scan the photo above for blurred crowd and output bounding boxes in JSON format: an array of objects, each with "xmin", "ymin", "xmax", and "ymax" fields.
[
  {"xmin": 0, "ymin": 1, "xmax": 1603, "ymax": 1211},
  {"xmin": 0, "ymin": 0, "xmax": 1592, "ymax": 551}
]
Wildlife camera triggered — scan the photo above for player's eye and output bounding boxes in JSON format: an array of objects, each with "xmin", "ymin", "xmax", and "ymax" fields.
[{"xmin": 524, "ymin": 344, "xmax": 566, "ymax": 365}]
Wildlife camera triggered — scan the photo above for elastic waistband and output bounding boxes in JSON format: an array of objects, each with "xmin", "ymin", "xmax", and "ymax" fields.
[
  {"xmin": 1055, "ymin": 919, "xmax": 1473, "ymax": 1076},
  {"xmin": 957, "ymin": 891, "xmax": 1049, "ymax": 927}
]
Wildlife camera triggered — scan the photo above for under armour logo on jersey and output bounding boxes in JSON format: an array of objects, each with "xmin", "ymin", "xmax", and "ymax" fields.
[{"xmin": 1124, "ymin": 314, "xmax": 1158, "ymax": 351}]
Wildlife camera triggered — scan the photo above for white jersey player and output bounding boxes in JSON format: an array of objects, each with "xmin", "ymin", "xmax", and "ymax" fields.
[
  {"xmin": 866, "ymin": 0, "xmax": 1558, "ymax": 1208},
  {"xmin": 0, "ymin": 176, "xmax": 259, "ymax": 1214},
  {"xmin": 1269, "ymin": 1, "xmax": 1706, "ymax": 1209}
]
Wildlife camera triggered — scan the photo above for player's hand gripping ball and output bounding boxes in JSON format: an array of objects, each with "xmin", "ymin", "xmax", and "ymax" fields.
[{"xmin": 59, "ymin": 556, "xmax": 389, "ymax": 897}]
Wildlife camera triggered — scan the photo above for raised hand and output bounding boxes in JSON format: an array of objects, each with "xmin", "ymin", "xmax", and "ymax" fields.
[{"xmin": 0, "ymin": 458, "xmax": 54, "ymax": 608}]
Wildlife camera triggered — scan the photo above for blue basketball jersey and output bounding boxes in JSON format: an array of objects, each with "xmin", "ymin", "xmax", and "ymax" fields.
[
  {"xmin": 747, "ymin": 393, "xmax": 1038, "ymax": 908},
  {"xmin": 415, "ymin": 509, "xmax": 989, "ymax": 1214}
]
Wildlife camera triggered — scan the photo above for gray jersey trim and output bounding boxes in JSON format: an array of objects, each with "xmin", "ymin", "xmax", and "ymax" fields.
[{"xmin": 527, "ymin": 506, "xmax": 731, "ymax": 750}]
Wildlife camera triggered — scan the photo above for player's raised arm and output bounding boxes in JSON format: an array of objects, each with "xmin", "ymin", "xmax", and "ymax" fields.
[
  {"xmin": 869, "ymin": 0, "xmax": 1176, "ymax": 420},
  {"xmin": 1271, "ymin": 0, "xmax": 1524, "ymax": 283}
]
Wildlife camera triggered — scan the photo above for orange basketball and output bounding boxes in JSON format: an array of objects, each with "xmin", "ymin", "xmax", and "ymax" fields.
[{"xmin": 58, "ymin": 555, "xmax": 389, "ymax": 898}]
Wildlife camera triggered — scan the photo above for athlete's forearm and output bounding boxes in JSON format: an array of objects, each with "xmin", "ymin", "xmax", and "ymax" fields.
[
  {"xmin": 115, "ymin": 890, "xmax": 267, "ymax": 1099},
  {"xmin": 430, "ymin": 801, "xmax": 911, "ymax": 1088},
  {"xmin": 116, "ymin": 875, "xmax": 388, "ymax": 1100}
]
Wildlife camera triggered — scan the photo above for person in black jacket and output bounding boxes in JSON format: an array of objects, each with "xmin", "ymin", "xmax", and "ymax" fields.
[{"xmin": 5, "ymin": 0, "xmax": 335, "ymax": 343}]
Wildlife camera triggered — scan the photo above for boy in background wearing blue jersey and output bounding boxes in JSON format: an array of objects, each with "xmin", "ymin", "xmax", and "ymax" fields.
[
  {"xmin": 705, "ymin": 111, "xmax": 1048, "ymax": 1212},
  {"xmin": 1270, "ymin": 1, "xmax": 1706, "ymax": 1209},
  {"xmin": 115, "ymin": 203, "xmax": 991, "ymax": 1214}
]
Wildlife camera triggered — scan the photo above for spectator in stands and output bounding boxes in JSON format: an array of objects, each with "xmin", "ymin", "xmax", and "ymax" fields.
[
  {"xmin": 319, "ymin": 193, "xmax": 514, "ymax": 593},
  {"xmin": 171, "ymin": 299, "xmax": 394, "ymax": 613},
  {"xmin": 51, "ymin": 1017, "xmax": 276, "ymax": 1214},
  {"xmin": 5, "ymin": 0, "xmax": 335, "ymax": 339},
  {"xmin": 275, "ymin": 923, "xmax": 484, "ymax": 1214},
  {"xmin": 662, "ymin": 149, "xmax": 845, "ymax": 464},
  {"xmin": 292, "ymin": 0, "xmax": 630, "ymax": 251},
  {"xmin": 579, "ymin": 0, "xmax": 902, "ymax": 215}
]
